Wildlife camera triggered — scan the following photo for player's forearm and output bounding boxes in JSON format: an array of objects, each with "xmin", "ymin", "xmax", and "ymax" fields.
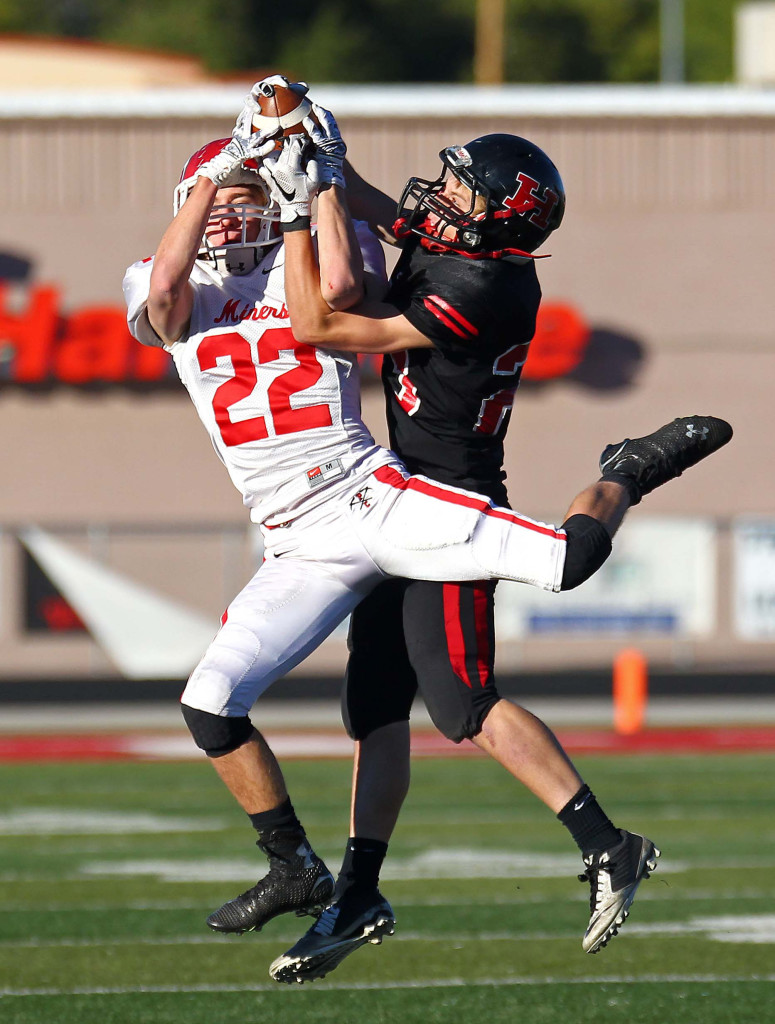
[
  {"xmin": 150, "ymin": 179, "xmax": 214, "ymax": 308},
  {"xmin": 284, "ymin": 233, "xmax": 428, "ymax": 355},
  {"xmin": 283, "ymin": 231, "xmax": 385, "ymax": 352},
  {"xmin": 315, "ymin": 185, "xmax": 363, "ymax": 310},
  {"xmin": 283, "ymin": 229, "xmax": 339, "ymax": 343}
]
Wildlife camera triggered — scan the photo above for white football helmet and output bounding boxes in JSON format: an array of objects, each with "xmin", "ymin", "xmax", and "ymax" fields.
[{"xmin": 173, "ymin": 137, "xmax": 281, "ymax": 275}]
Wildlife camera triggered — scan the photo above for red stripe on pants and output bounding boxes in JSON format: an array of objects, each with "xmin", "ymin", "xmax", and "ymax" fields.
[
  {"xmin": 443, "ymin": 583, "xmax": 471, "ymax": 688},
  {"xmin": 442, "ymin": 582, "xmax": 492, "ymax": 689},
  {"xmin": 472, "ymin": 582, "xmax": 491, "ymax": 687},
  {"xmin": 373, "ymin": 465, "xmax": 563, "ymax": 540}
]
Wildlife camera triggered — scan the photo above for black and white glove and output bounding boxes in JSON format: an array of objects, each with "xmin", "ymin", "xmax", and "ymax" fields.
[
  {"xmin": 196, "ymin": 132, "xmax": 277, "ymax": 189},
  {"xmin": 303, "ymin": 103, "xmax": 346, "ymax": 190},
  {"xmin": 259, "ymin": 136, "xmax": 320, "ymax": 231}
]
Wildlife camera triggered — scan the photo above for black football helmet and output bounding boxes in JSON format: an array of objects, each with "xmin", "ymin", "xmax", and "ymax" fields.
[{"xmin": 396, "ymin": 133, "xmax": 565, "ymax": 257}]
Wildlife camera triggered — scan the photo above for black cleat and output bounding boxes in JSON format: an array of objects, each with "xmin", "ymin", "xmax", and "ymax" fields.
[
  {"xmin": 206, "ymin": 833, "xmax": 334, "ymax": 935},
  {"xmin": 269, "ymin": 888, "xmax": 395, "ymax": 984},
  {"xmin": 580, "ymin": 829, "xmax": 660, "ymax": 953},
  {"xmin": 599, "ymin": 415, "xmax": 732, "ymax": 503}
]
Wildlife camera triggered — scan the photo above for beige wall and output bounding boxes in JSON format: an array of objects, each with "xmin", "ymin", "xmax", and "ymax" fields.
[{"xmin": 0, "ymin": 95, "xmax": 773, "ymax": 679}]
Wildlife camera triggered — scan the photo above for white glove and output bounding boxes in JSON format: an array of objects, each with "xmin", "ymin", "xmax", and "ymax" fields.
[
  {"xmin": 303, "ymin": 103, "xmax": 346, "ymax": 190},
  {"xmin": 232, "ymin": 102, "xmax": 257, "ymax": 146},
  {"xmin": 196, "ymin": 132, "xmax": 277, "ymax": 189},
  {"xmin": 259, "ymin": 136, "xmax": 320, "ymax": 229}
]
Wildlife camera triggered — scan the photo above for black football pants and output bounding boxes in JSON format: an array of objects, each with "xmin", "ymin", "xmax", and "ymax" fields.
[{"xmin": 342, "ymin": 577, "xmax": 501, "ymax": 744}]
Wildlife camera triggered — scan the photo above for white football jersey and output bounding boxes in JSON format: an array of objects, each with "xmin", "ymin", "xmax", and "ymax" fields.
[{"xmin": 123, "ymin": 224, "xmax": 394, "ymax": 524}]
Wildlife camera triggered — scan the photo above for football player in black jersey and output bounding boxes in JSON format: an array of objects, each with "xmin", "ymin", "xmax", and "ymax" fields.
[{"xmin": 255, "ymin": 111, "xmax": 731, "ymax": 982}]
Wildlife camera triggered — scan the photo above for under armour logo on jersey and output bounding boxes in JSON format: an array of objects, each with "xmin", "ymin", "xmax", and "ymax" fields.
[
  {"xmin": 349, "ymin": 487, "xmax": 373, "ymax": 510},
  {"xmin": 685, "ymin": 423, "xmax": 709, "ymax": 439}
]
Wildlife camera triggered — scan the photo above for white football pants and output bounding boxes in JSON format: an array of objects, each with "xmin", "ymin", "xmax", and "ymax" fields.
[{"xmin": 181, "ymin": 461, "xmax": 567, "ymax": 716}]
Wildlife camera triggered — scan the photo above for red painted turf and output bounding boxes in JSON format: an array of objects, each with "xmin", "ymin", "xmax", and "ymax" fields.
[{"xmin": 2, "ymin": 726, "xmax": 775, "ymax": 761}]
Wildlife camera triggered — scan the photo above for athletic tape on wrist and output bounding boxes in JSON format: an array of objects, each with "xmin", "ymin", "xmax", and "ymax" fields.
[{"xmin": 280, "ymin": 216, "xmax": 312, "ymax": 232}]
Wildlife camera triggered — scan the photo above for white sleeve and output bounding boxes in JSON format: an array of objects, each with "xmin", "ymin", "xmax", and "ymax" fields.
[
  {"xmin": 353, "ymin": 219, "xmax": 387, "ymax": 285},
  {"xmin": 122, "ymin": 258, "xmax": 169, "ymax": 349}
]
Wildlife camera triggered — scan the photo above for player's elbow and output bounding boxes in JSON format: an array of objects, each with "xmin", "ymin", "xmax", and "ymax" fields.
[
  {"xmin": 321, "ymin": 276, "xmax": 362, "ymax": 312},
  {"xmin": 148, "ymin": 270, "xmax": 182, "ymax": 316},
  {"xmin": 289, "ymin": 315, "xmax": 326, "ymax": 347}
]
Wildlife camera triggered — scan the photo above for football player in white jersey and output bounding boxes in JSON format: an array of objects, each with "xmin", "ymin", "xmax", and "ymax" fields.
[{"xmin": 123, "ymin": 82, "xmax": 731, "ymax": 971}]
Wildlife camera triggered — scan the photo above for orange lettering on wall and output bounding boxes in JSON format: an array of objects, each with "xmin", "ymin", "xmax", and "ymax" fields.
[
  {"xmin": 133, "ymin": 341, "xmax": 171, "ymax": 381},
  {"xmin": 0, "ymin": 283, "xmax": 591, "ymax": 387},
  {"xmin": 55, "ymin": 308, "xmax": 132, "ymax": 384},
  {"xmin": 0, "ymin": 282, "xmax": 59, "ymax": 382},
  {"xmin": 0, "ymin": 283, "xmax": 175, "ymax": 385},
  {"xmin": 521, "ymin": 302, "xmax": 590, "ymax": 381}
]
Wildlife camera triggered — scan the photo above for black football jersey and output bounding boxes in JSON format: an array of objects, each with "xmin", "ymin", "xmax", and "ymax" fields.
[{"xmin": 382, "ymin": 240, "xmax": 541, "ymax": 506}]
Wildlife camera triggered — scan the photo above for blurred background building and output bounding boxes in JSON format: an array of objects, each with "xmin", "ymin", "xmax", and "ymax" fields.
[{"xmin": 0, "ymin": 1, "xmax": 773, "ymax": 699}]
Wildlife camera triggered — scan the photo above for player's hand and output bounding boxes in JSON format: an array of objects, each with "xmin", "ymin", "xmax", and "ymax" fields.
[
  {"xmin": 196, "ymin": 133, "xmax": 277, "ymax": 189},
  {"xmin": 303, "ymin": 103, "xmax": 346, "ymax": 190},
  {"xmin": 259, "ymin": 136, "xmax": 320, "ymax": 229}
]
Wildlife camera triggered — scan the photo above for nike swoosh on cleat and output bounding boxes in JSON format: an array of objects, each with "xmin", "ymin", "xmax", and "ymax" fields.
[{"xmin": 600, "ymin": 441, "xmax": 629, "ymax": 472}]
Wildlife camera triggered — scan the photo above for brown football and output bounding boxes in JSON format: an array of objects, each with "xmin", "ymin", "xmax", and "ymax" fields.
[{"xmin": 250, "ymin": 76, "xmax": 312, "ymax": 147}]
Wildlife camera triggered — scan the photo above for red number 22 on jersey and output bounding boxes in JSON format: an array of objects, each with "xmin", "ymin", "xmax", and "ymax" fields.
[{"xmin": 197, "ymin": 327, "xmax": 333, "ymax": 446}]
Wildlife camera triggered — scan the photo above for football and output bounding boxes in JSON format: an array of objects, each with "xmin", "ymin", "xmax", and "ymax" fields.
[{"xmin": 249, "ymin": 75, "xmax": 312, "ymax": 146}]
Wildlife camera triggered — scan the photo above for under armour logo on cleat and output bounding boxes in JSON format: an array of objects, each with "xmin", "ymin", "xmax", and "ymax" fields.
[{"xmin": 685, "ymin": 424, "xmax": 709, "ymax": 439}]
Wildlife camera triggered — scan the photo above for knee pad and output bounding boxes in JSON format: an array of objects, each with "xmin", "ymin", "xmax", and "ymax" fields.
[
  {"xmin": 560, "ymin": 514, "xmax": 612, "ymax": 591},
  {"xmin": 181, "ymin": 704, "xmax": 254, "ymax": 757}
]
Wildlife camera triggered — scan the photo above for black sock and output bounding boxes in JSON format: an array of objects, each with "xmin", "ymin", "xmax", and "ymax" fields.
[
  {"xmin": 247, "ymin": 797, "xmax": 302, "ymax": 835},
  {"xmin": 248, "ymin": 798, "xmax": 309, "ymax": 863},
  {"xmin": 335, "ymin": 837, "xmax": 388, "ymax": 898},
  {"xmin": 599, "ymin": 471, "xmax": 641, "ymax": 506},
  {"xmin": 557, "ymin": 785, "xmax": 621, "ymax": 856}
]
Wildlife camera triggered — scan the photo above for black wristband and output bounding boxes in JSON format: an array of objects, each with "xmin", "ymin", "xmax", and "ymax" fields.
[{"xmin": 280, "ymin": 216, "xmax": 311, "ymax": 233}]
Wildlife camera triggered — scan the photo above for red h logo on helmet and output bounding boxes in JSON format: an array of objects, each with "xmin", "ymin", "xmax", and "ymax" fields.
[{"xmin": 503, "ymin": 173, "xmax": 560, "ymax": 231}]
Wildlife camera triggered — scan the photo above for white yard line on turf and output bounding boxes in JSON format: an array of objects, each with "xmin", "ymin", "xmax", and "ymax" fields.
[
  {"xmin": 1, "ymin": 888, "xmax": 773, "ymax": 908},
  {"xmin": 2, "ymin": 975, "xmax": 775, "ymax": 997},
  {"xmin": 70, "ymin": 850, "xmax": 691, "ymax": 883},
  {"xmin": 4, "ymin": 915, "xmax": 775, "ymax": 948}
]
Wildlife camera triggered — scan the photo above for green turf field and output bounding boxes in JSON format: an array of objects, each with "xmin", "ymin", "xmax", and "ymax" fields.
[{"xmin": 1, "ymin": 751, "xmax": 774, "ymax": 1023}]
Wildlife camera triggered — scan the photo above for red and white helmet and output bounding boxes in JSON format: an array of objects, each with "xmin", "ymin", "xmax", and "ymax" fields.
[{"xmin": 173, "ymin": 138, "xmax": 280, "ymax": 274}]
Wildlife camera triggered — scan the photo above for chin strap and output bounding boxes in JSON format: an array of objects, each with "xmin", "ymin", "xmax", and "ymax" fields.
[
  {"xmin": 200, "ymin": 247, "xmax": 261, "ymax": 276},
  {"xmin": 393, "ymin": 217, "xmax": 413, "ymax": 240},
  {"xmin": 420, "ymin": 238, "xmax": 549, "ymax": 261},
  {"xmin": 392, "ymin": 217, "xmax": 549, "ymax": 261}
]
